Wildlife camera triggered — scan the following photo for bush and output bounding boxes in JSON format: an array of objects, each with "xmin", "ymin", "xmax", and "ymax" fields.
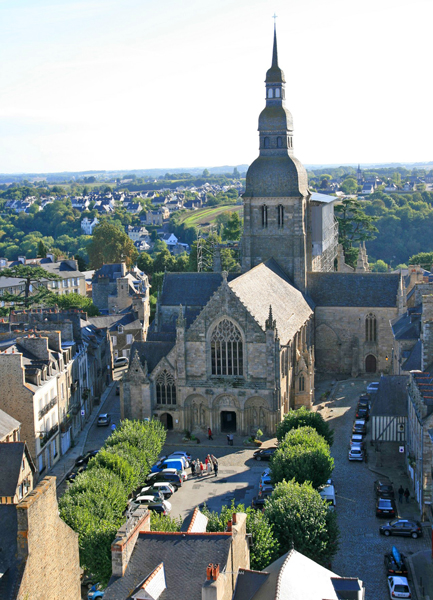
[
  {"xmin": 59, "ymin": 419, "xmax": 166, "ymax": 586},
  {"xmin": 264, "ymin": 480, "xmax": 339, "ymax": 566},
  {"xmin": 271, "ymin": 426, "xmax": 334, "ymax": 489},
  {"xmin": 276, "ymin": 406, "xmax": 334, "ymax": 446}
]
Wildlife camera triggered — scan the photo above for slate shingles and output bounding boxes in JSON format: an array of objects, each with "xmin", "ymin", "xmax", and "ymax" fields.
[{"xmin": 308, "ymin": 272, "xmax": 401, "ymax": 307}]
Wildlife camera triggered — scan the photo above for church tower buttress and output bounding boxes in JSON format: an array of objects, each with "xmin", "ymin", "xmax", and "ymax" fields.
[{"xmin": 242, "ymin": 26, "xmax": 311, "ymax": 292}]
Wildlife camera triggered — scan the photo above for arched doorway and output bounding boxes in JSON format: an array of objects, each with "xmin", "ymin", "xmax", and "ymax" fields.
[
  {"xmin": 160, "ymin": 413, "xmax": 173, "ymax": 430},
  {"xmin": 365, "ymin": 354, "xmax": 377, "ymax": 373},
  {"xmin": 221, "ymin": 411, "xmax": 236, "ymax": 432}
]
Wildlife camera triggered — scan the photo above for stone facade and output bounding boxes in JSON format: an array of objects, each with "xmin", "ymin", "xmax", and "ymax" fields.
[{"xmin": 15, "ymin": 477, "xmax": 81, "ymax": 600}]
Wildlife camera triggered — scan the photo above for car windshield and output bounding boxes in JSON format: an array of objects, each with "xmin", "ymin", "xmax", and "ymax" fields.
[
  {"xmin": 351, "ymin": 449, "xmax": 362, "ymax": 454},
  {"xmin": 394, "ymin": 584, "xmax": 409, "ymax": 593},
  {"xmin": 389, "ymin": 519, "xmax": 401, "ymax": 526},
  {"xmin": 379, "ymin": 499, "xmax": 392, "ymax": 506}
]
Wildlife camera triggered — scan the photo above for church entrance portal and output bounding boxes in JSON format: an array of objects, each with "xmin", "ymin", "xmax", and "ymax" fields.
[
  {"xmin": 160, "ymin": 413, "xmax": 173, "ymax": 430},
  {"xmin": 221, "ymin": 411, "xmax": 236, "ymax": 432},
  {"xmin": 365, "ymin": 354, "xmax": 377, "ymax": 373}
]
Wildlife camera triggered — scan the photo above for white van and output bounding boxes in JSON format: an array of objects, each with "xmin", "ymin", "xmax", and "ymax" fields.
[{"xmin": 319, "ymin": 484, "xmax": 336, "ymax": 510}]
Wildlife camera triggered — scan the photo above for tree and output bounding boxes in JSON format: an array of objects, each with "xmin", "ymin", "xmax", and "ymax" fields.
[
  {"xmin": 408, "ymin": 252, "xmax": 433, "ymax": 270},
  {"xmin": 153, "ymin": 248, "xmax": 175, "ymax": 272},
  {"xmin": 0, "ymin": 264, "xmax": 61, "ymax": 308},
  {"xmin": 264, "ymin": 480, "xmax": 339, "ymax": 566},
  {"xmin": 371, "ymin": 259, "xmax": 388, "ymax": 272},
  {"xmin": 86, "ymin": 221, "xmax": 138, "ymax": 268},
  {"xmin": 334, "ymin": 197, "xmax": 378, "ymax": 268},
  {"xmin": 222, "ymin": 212, "xmax": 242, "ymax": 241},
  {"xmin": 137, "ymin": 252, "xmax": 154, "ymax": 275},
  {"xmin": 201, "ymin": 500, "xmax": 280, "ymax": 570},
  {"xmin": 202, "ymin": 169, "xmax": 210, "ymax": 178},
  {"xmin": 233, "ymin": 167, "xmax": 240, "ymax": 179},
  {"xmin": 46, "ymin": 292, "xmax": 100, "ymax": 316},
  {"xmin": 276, "ymin": 406, "xmax": 334, "ymax": 446},
  {"xmin": 340, "ymin": 177, "xmax": 358, "ymax": 195},
  {"xmin": 271, "ymin": 427, "xmax": 334, "ymax": 490}
]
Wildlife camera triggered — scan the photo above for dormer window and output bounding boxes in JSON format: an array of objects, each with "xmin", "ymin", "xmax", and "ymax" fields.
[
  {"xmin": 267, "ymin": 88, "xmax": 273, "ymax": 99},
  {"xmin": 275, "ymin": 88, "xmax": 281, "ymax": 98}
]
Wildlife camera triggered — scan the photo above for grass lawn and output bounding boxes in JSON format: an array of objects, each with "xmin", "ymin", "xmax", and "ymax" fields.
[{"xmin": 179, "ymin": 204, "xmax": 243, "ymax": 229}]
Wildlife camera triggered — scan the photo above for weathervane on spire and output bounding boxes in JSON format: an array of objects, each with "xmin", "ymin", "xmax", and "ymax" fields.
[{"xmin": 273, "ymin": 13, "xmax": 278, "ymax": 26}]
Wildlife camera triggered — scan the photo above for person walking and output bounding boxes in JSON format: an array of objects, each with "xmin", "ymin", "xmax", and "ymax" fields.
[
  {"xmin": 398, "ymin": 485, "xmax": 404, "ymax": 503},
  {"xmin": 214, "ymin": 460, "xmax": 219, "ymax": 477},
  {"xmin": 227, "ymin": 434, "xmax": 230, "ymax": 445},
  {"xmin": 229, "ymin": 433, "xmax": 234, "ymax": 446},
  {"xmin": 191, "ymin": 461, "xmax": 196, "ymax": 477},
  {"xmin": 207, "ymin": 460, "xmax": 212, "ymax": 475},
  {"xmin": 208, "ymin": 427, "xmax": 213, "ymax": 441},
  {"xmin": 404, "ymin": 488, "xmax": 410, "ymax": 503}
]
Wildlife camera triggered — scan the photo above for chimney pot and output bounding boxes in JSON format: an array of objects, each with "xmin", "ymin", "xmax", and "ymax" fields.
[
  {"xmin": 206, "ymin": 564, "xmax": 213, "ymax": 581},
  {"xmin": 232, "ymin": 513, "xmax": 237, "ymax": 525},
  {"xmin": 227, "ymin": 520, "xmax": 232, "ymax": 532},
  {"xmin": 212, "ymin": 564, "xmax": 220, "ymax": 581}
]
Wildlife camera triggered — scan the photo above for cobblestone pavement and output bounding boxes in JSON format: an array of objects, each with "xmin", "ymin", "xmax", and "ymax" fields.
[{"xmin": 320, "ymin": 378, "xmax": 430, "ymax": 600}]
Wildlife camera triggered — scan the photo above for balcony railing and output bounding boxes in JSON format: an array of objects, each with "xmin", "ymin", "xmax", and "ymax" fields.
[
  {"xmin": 40, "ymin": 423, "xmax": 59, "ymax": 448},
  {"xmin": 38, "ymin": 396, "xmax": 58, "ymax": 421}
]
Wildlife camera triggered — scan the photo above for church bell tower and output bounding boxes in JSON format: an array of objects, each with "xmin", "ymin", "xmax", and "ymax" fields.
[{"xmin": 241, "ymin": 26, "xmax": 311, "ymax": 292}]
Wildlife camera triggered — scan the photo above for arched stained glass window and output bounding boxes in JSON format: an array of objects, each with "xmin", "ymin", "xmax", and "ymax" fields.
[
  {"xmin": 211, "ymin": 319, "xmax": 243, "ymax": 376},
  {"xmin": 156, "ymin": 369, "xmax": 177, "ymax": 405},
  {"xmin": 365, "ymin": 314, "xmax": 377, "ymax": 342}
]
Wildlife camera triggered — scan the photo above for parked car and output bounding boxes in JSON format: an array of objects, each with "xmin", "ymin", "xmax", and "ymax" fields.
[
  {"xmin": 151, "ymin": 458, "xmax": 188, "ymax": 475},
  {"xmin": 251, "ymin": 496, "xmax": 267, "ymax": 510},
  {"xmin": 384, "ymin": 548, "xmax": 408, "ymax": 576},
  {"xmin": 97, "ymin": 413, "xmax": 111, "ymax": 427},
  {"xmin": 351, "ymin": 433, "xmax": 364, "ymax": 446},
  {"xmin": 348, "ymin": 445, "xmax": 364, "ymax": 461},
  {"xmin": 367, "ymin": 381, "xmax": 380, "ymax": 394},
  {"xmin": 319, "ymin": 484, "xmax": 336, "ymax": 510},
  {"xmin": 146, "ymin": 471, "xmax": 182, "ymax": 489},
  {"xmin": 140, "ymin": 482, "xmax": 175, "ymax": 498},
  {"xmin": 88, "ymin": 584, "xmax": 104, "ymax": 599},
  {"xmin": 259, "ymin": 475, "xmax": 272, "ymax": 488},
  {"xmin": 358, "ymin": 395, "xmax": 371, "ymax": 410},
  {"xmin": 352, "ymin": 420, "xmax": 367, "ymax": 435},
  {"xmin": 258, "ymin": 484, "xmax": 274, "ymax": 498},
  {"xmin": 132, "ymin": 490, "xmax": 164, "ymax": 503},
  {"xmin": 253, "ymin": 447, "xmax": 277, "ymax": 461},
  {"xmin": 113, "ymin": 357, "xmax": 129, "ymax": 368},
  {"xmin": 146, "ymin": 500, "xmax": 171, "ymax": 515},
  {"xmin": 374, "ymin": 479, "xmax": 395, "ymax": 499},
  {"xmin": 75, "ymin": 450, "xmax": 98, "ymax": 468},
  {"xmin": 261, "ymin": 468, "xmax": 271, "ymax": 479},
  {"xmin": 376, "ymin": 497, "xmax": 396, "ymax": 518},
  {"xmin": 380, "ymin": 519, "xmax": 423, "ymax": 538},
  {"xmin": 387, "ymin": 575, "xmax": 411, "ymax": 599},
  {"xmin": 355, "ymin": 406, "xmax": 369, "ymax": 421},
  {"xmin": 116, "ymin": 384, "xmax": 120, "ymax": 395},
  {"xmin": 66, "ymin": 465, "xmax": 86, "ymax": 482},
  {"xmin": 169, "ymin": 451, "xmax": 192, "ymax": 466}
]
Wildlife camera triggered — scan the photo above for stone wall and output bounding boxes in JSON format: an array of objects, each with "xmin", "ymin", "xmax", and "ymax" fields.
[
  {"xmin": 16, "ymin": 477, "xmax": 81, "ymax": 600},
  {"xmin": 315, "ymin": 306, "xmax": 397, "ymax": 375}
]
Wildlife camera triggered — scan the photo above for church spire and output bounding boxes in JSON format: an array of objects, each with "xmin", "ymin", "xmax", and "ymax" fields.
[
  {"xmin": 266, "ymin": 25, "xmax": 285, "ymax": 84},
  {"xmin": 272, "ymin": 23, "xmax": 278, "ymax": 68}
]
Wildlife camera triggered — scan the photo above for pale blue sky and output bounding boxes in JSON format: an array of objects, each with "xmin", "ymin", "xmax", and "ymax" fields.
[{"xmin": 0, "ymin": 0, "xmax": 432, "ymax": 173}]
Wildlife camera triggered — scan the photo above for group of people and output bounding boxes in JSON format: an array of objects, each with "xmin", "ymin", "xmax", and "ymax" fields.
[
  {"xmin": 398, "ymin": 485, "xmax": 411, "ymax": 503},
  {"xmin": 191, "ymin": 454, "xmax": 219, "ymax": 478}
]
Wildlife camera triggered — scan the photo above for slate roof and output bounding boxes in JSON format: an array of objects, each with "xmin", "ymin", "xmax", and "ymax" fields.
[
  {"xmin": 391, "ymin": 306, "xmax": 422, "ymax": 340},
  {"xmin": 160, "ymin": 272, "xmax": 239, "ymax": 307},
  {"xmin": 0, "ymin": 409, "xmax": 20, "ymax": 440},
  {"xmin": 232, "ymin": 569, "xmax": 269, "ymax": 600},
  {"xmin": 131, "ymin": 341, "xmax": 175, "ymax": 373},
  {"xmin": 229, "ymin": 259, "xmax": 314, "ymax": 344},
  {"xmin": 92, "ymin": 263, "xmax": 125, "ymax": 282},
  {"xmin": 0, "ymin": 505, "xmax": 20, "ymax": 600},
  {"xmin": 402, "ymin": 340, "xmax": 422, "ymax": 372},
  {"xmin": 0, "ymin": 443, "xmax": 28, "ymax": 497},
  {"xmin": 308, "ymin": 272, "xmax": 401, "ymax": 307},
  {"xmin": 370, "ymin": 376, "xmax": 409, "ymax": 418},
  {"xmin": 104, "ymin": 533, "xmax": 232, "ymax": 600},
  {"xmin": 88, "ymin": 312, "xmax": 142, "ymax": 332}
]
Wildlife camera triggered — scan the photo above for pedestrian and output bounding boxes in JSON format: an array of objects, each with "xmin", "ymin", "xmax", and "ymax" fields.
[
  {"xmin": 200, "ymin": 461, "xmax": 204, "ymax": 477},
  {"xmin": 207, "ymin": 460, "xmax": 212, "ymax": 475},
  {"xmin": 227, "ymin": 434, "xmax": 230, "ymax": 445},
  {"xmin": 210, "ymin": 454, "xmax": 217, "ymax": 466},
  {"xmin": 205, "ymin": 456, "xmax": 209, "ymax": 467},
  {"xmin": 214, "ymin": 461, "xmax": 219, "ymax": 477},
  {"xmin": 398, "ymin": 485, "xmax": 404, "ymax": 503},
  {"xmin": 111, "ymin": 423, "xmax": 116, "ymax": 432},
  {"xmin": 404, "ymin": 488, "xmax": 410, "ymax": 503},
  {"xmin": 229, "ymin": 433, "xmax": 234, "ymax": 446},
  {"xmin": 208, "ymin": 427, "xmax": 213, "ymax": 441},
  {"xmin": 191, "ymin": 461, "xmax": 196, "ymax": 477}
]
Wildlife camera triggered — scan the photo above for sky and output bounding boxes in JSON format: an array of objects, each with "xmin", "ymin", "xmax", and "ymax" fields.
[{"xmin": 0, "ymin": 0, "xmax": 432, "ymax": 174}]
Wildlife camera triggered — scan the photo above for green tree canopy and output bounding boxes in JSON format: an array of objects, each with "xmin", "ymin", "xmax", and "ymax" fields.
[
  {"xmin": 45, "ymin": 292, "xmax": 99, "ymax": 316},
  {"xmin": 0, "ymin": 264, "xmax": 61, "ymax": 308},
  {"xmin": 276, "ymin": 406, "xmax": 334, "ymax": 446},
  {"xmin": 340, "ymin": 177, "xmax": 358, "ymax": 195},
  {"xmin": 271, "ymin": 426, "xmax": 334, "ymax": 489},
  {"xmin": 86, "ymin": 221, "xmax": 138, "ymax": 268},
  {"xmin": 335, "ymin": 197, "xmax": 378, "ymax": 267},
  {"xmin": 264, "ymin": 480, "xmax": 339, "ymax": 566},
  {"xmin": 137, "ymin": 252, "xmax": 154, "ymax": 275},
  {"xmin": 222, "ymin": 212, "xmax": 242, "ymax": 241},
  {"xmin": 408, "ymin": 252, "xmax": 433, "ymax": 270}
]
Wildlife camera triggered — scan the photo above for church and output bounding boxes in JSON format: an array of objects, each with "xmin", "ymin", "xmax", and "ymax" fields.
[{"xmin": 121, "ymin": 29, "xmax": 404, "ymax": 436}]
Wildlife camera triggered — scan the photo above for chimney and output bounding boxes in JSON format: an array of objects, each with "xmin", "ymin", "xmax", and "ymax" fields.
[
  {"xmin": 206, "ymin": 564, "xmax": 213, "ymax": 581},
  {"xmin": 111, "ymin": 508, "xmax": 150, "ymax": 577},
  {"xmin": 17, "ymin": 335, "xmax": 50, "ymax": 361},
  {"xmin": 46, "ymin": 253, "xmax": 55, "ymax": 262},
  {"xmin": 421, "ymin": 294, "xmax": 433, "ymax": 371}
]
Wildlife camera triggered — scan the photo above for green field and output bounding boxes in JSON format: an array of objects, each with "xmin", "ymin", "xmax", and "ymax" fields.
[{"xmin": 178, "ymin": 204, "xmax": 243, "ymax": 229}]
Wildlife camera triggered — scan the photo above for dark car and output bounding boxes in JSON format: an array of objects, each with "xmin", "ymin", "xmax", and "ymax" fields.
[
  {"xmin": 97, "ymin": 413, "xmax": 111, "ymax": 427},
  {"xmin": 253, "ymin": 447, "xmax": 277, "ymax": 461},
  {"xmin": 75, "ymin": 450, "xmax": 98, "ymax": 468},
  {"xmin": 146, "ymin": 501, "xmax": 171, "ymax": 515},
  {"xmin": 352, "ymin": 420, "xmax": 367, "ymax": 435},
  {"xmin": 355, "ymin": 407, "xmax": 369, "ymax": 421},
  {"xmin": 384, "ymin": 548, "xmax": 408, "ymax": 576},
  {"xmin": 146, "ymin": 472, "xmax": 182, "ymax": 489},
  {"xmin": 251, "ymin": 496, "xmax": 267, "ymax": 510},
  {"xmin": 66, "ymin": 464, "xmax": 86, "ymax": 482},
  {"xmin": 258, "ymin": 484, "xmax": 274, "ymax": 498},
  {"xmin": 376, "ymin": 497, "xmax": 396, "ymax": 518},
  {"xmin": 358, "ymin": 395, "xmax": 371, "ymax": 410},
  {"xmin": 374, "ymin": 479, "xmax": 395, "ymax": 499},
  {"xmin": 380, "ymin": 518, "xmax": 423, "ymax": 538}
]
